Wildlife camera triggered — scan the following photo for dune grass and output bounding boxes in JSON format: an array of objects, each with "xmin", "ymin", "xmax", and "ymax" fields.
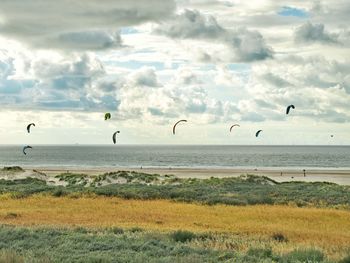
[
  {"xmin": 0, "ymin": 195, "xmax": 349, "ymax": 259},
  {"xmin": 0, "ymin": 173, "xmax": 349, "ymax": 208}
]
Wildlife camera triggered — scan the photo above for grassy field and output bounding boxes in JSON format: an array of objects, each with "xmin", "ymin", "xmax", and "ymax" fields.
[{"xmin": 0, "ymin": 195, "xmax": 349, "ymax": 260}]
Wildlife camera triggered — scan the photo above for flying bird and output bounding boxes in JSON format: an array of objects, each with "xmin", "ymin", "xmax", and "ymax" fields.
[
  {"xmin": 27, "ymin": 123, "xmax": 35, "ymax": 133},
  {"xmin": 173, "ymin": 120, "xmax": 187, "ymax": 135}
]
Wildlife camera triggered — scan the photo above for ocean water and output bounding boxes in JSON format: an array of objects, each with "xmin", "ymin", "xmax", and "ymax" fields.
[{"xmin": 0, "ymin": 145, "xmax": 349, "ymax": 169}]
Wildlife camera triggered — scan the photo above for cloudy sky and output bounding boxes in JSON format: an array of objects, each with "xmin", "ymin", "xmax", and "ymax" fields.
[{"xmin": 0, "ymin": 0, "xmax": 349, "ymax": 145}]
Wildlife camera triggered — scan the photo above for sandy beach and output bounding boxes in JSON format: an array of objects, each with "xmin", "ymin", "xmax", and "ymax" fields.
[{"xmin": 18, "ymin": 166, "xmax": 350, "ymax": 185}]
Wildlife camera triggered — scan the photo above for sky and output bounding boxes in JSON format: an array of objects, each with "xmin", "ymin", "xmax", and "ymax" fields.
[{"xmin": 0, "ymin": 0, "xmax": 349, "ymax": 145}]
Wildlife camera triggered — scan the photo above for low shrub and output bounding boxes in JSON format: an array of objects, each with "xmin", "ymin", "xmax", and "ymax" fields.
[
  {"xmin": 110, "ymin": 227, "xmax": 124, "ymax": 235},
  {"xmin": 4, "ymin": 212, "xmax": 19, "ymax": 219},
  {"xmin": 282, "ymin": 248, "xmax": 325, "ymax": 262},
  {"xmin": 1, "ymin": 166, "xmax": 24, "ymax": 173},
  {"xmin": 272, "ymin": 233, "xmax": 288, "ymax": 243},
  {"xmin": 129, "ymin": 227, "xmax": 143, "ymax": 233},
  {"xmin": 51, "ymin": 188, "xmax": 66, "ymax": 197},
  {"xmin": 170, "ymin": 230, "xmax": 196, "ymax": 243},
  {"xmin": 246, "ymin": 248, "xmax": 273, "ymax": 258},
  {"xmin": 338, "ymin": 255, "xmax": 350, "ymax": 263}
]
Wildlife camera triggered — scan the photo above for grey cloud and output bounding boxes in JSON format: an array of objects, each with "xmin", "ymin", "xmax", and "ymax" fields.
[
  {"xmin": 156, "ymin": 9, "xmax": 225, "ymax": 39},
  {"xmin": 148, "ymin": 107, "xmax": 165, "ymax": 116},
  {"xmin": 94, "ymin": 80, "xmax": 121, "ymax": 93},
  {"xmin": 128, "ymin": 67, "xmax": 160, "ymax": 87},
  {"xmin": 0, "ymin": 0, "xmax": 176, "ymax": 50},
  {"xmin": 32, "ymin": 55, "xmax": 104, "ymax": 92},
  {"xmin": 43, "ymin": 31, "xmax": 123, "ymax": 51},
  {"xmin": 156, "ymin": 9, "xmax": 273, "ymax": 62},
  {"xmin": 310, "ymin": 0, "xmax": 350, "ymax": 26},
  {"xmin": 175, "ymin": 68, "xmax": 201, "ymax": 85},
  {"xmin": 224, "ymin": 28, "xmax": 273, "ymax": 62},
  {"xmin": 294, "ymin": 21, "xmax": 350, "ymax": 46},
  {"xmin": 262, "ymin": 73, "xmax": 293, "ymax": 88},
  {"xmin": 294, "ymin": 22, "xmax": 338, "ymax": 44}
]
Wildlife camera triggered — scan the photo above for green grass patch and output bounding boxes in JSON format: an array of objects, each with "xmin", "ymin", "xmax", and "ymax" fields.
[{"xmin": 0, "ymin": 225, "xmax": 344, "ymax": 263}]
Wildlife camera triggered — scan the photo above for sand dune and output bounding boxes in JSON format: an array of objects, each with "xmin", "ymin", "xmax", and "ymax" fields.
[{"xmin": 3, "ymin": 166, "xmax": 347, "ymax": 185}]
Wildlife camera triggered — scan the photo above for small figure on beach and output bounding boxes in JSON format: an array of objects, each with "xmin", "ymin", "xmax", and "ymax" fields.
[
  {"xmin": 303, "ymin": 169, "xmax": 306, "ymax": 177},
  {"xmin": 280, "ymin": 172, "xmax": 283, "ymax": 176}
]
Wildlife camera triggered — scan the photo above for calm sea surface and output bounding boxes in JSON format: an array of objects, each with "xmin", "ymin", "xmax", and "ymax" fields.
[{"xmin": 0, "ymin": 145, "xmax": 349, "ymax": 169}]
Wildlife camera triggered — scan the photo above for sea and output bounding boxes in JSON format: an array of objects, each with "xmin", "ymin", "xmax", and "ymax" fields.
[{"xmin": 0, "ymin": 145, "xmax": 349, "ymax": 169}]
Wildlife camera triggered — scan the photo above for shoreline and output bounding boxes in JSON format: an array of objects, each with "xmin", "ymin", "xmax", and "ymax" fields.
[{"xmin": 20, "ymin": 166, "xmax": 350, "ymax": 185}]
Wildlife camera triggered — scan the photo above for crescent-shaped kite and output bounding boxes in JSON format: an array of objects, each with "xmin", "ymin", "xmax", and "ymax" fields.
[
  {"xmin": 173, "ymin": 120, "xmax": 187, "ymax": 135},
  {"xmin": 229, "ymin": 124, "xmax": 240, "ymax": 132}
]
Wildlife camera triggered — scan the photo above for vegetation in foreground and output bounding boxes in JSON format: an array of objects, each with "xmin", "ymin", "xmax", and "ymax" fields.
[
  {"xmin": 0, "ymin": 170, "xmax": 349, "ymax": 208},
  {"xmin": 0, "ymin": 225, "xmax": 349, "ymax": 263},
  {"xmin": 0, "ymin": 195, "xmax": 349, "ymax": 258},
  {"xmin": 0, "ymin": 168, "xmax": 349, "ymax": 262}
]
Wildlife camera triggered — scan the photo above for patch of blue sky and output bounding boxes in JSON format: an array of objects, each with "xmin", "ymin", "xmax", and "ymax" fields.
[
  {"xmin": 0, "ymin": 79, "xmax": 35, "ymax": 94},
  {"xmin": 227, "ymin": 63, "xmax": 251, "ymax": 72},
  {"xmin": 105, "ymin": 60, "xmax": 166, "ymax": 70},
  {"xmin": 120, "ymin": 27, "xmax": 139, "ymax": 35},
  {"xmin": 278, "ymin": 6, "xmax": 309, "ymax": 18},
  {"xmin": 199, "ymin": 64, "xmax": 216, "ymax": 71}
]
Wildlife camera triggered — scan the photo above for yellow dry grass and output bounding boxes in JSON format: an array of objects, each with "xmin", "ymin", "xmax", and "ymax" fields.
[{"xmin": 0, "ymin": 195, "xmax": 349, "ymax": 252}]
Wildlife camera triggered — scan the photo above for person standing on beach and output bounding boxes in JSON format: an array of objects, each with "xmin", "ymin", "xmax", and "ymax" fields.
[{"xmin": 303, "ymin": 169, "xmax": 306, "ymax": 177}]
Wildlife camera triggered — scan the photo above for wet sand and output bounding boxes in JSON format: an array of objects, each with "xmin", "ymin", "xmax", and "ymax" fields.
[{"xmin": 25, "ymin": 166, "xmax": 350, "ymax": 185}]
